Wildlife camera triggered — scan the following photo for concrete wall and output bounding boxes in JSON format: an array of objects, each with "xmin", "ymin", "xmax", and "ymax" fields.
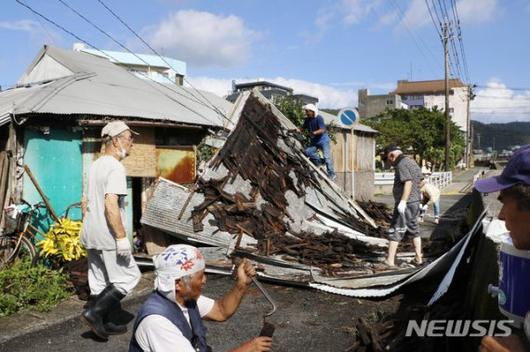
[{"xmin": 358, "ymin": 89, "xmax": 402, "ymax": 118}]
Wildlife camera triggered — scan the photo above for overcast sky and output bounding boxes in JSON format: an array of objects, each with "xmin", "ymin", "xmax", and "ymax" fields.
[{"xmin": 1, "ymin": 0, "xmax": 530, "ymax": 123}]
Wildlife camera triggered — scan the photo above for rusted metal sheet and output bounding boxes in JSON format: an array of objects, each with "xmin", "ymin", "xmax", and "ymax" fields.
[{"xmin": 156, "ymin": 146, "xmax": 196, "ymax": 184}]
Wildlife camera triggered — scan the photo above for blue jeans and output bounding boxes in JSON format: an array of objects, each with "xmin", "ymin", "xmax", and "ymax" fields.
[
  {"xmin": 433, "ymin": 199, "xmax": 441, "ymax": 218},
  {"xmin": 305, "ymin": 141, "xmax": 335, "ymax": 177}
]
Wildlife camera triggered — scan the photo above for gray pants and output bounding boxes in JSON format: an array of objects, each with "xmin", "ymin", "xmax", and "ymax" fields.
[
  {"xmin": 87, "ymin": 249, "xmax": 141, "ymax": 295},
  {"xmin": 389, "ymin": 201, "xmax": 420, "ymax": 242}
]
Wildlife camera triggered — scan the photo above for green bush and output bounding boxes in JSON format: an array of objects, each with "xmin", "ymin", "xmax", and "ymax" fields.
[{"xmin": 0, "ymin": 260, "xmax": 73, "ymax": 316}]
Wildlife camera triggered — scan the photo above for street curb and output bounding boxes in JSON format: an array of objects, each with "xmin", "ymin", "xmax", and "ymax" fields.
[{"xmin": 0, "ymin": 271, "xmax": 155, "ymax": 345}]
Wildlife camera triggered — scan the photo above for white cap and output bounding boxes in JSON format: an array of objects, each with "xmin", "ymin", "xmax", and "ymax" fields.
[
  {"xmin": 153, "ymin": 244, "xmax": 205, "ymax": 294},
  {"xmin": 101, "ymin": 121, "xmax": 138, "ymax": 138},
  {"xmin": 303, "ymin": 103, "xmax": 318, "ymax": 115}
]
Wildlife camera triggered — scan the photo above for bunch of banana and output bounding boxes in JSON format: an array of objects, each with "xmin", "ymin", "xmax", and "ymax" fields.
[{"xmin": 38, "ymin": 218, "xmax": 86, "ymax": 262}]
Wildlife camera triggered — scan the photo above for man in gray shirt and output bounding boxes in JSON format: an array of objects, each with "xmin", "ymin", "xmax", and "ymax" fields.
[
  {"xmin": 383, "ymin": 144, "xmax": 423, "ymax": 267},
  {"xmin": 81, "ymin": 121, "xmax": 141, "ymax": 339}
]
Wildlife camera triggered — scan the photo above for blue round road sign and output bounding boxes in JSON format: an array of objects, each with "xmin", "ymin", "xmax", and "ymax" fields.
[{"xmin": 338, "ymin": 108, "xmax": 359, "ymax": 126}]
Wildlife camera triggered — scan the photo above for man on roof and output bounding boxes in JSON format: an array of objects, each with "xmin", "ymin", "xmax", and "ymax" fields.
[{"xmin": 301, "ymin": 103, "xmax": 337, "ymax": 181}]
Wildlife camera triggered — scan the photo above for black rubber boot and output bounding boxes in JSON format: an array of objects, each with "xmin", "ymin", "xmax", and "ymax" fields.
[
  {"xmin": 81, "ymin": 285, "xmax": 125, "ymax": 339},
  {"xmin": 104, "ymin": 300, "xmax": 128, "ymax": 336},
  {"xmin": 104, "ymin": 321, "xmax": 127, "ymax": 335},
  {"xmin": 83, "ymin": 295, "xmax": 96, "ymax": 310}
]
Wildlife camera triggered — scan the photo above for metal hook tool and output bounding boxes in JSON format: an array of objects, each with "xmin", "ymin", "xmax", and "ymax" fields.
[{"xmin": 252, "ymin": 276, "xmax": 277, "ymax": 318}]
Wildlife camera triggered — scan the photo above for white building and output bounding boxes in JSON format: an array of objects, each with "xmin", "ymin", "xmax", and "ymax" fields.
[
  {"xmin": 395, "ymin": 79, "xmax": 470, "ymax": 134},
  {"xmin": 359, "ymin": 79, "xmax": 472, "ymax": 166},
  {"xmin": 73, "ymin": 43, "xmax": 186, "ymax": 85}
]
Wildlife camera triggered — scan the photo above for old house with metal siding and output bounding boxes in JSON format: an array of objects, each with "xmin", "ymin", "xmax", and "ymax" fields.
[{"xmin": 0, "ymin": 45, "xmax": 233, "ymax": 239}]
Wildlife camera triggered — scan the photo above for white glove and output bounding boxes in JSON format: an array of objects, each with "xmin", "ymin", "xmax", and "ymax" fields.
[
  {"xmin": 397, "ymin": 200, "xmax": 407, "ymax": 214},
  {"xmin": 421, "ymin": 204, "xmax": 429, "ymax": 211},
  {"xmin": 116, "ymin": 237, "xmax": 131, "ymax": 259}
]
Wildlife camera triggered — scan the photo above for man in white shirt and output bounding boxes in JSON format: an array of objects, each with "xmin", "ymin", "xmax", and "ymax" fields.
[
  {"xmin": 129, "ymin": 244, "xmax": 273, "ymax": 352},
  {"xmin": 81, "ymin": 121, "xmax": 141, "ymax": 339}
]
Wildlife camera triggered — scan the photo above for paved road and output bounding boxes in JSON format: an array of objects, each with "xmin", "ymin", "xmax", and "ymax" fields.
[
  {"xmin": 1, "ymin": 275, "xmax": 401, "ymax": 352},
  {"xmin": 0, "ymin": 191, "xmax": 473, "ymax": 352}
]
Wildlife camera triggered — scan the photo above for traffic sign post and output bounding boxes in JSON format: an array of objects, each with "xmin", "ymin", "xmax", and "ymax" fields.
[{"xmin": 336, "ymin": 108, "xmax": 360, "ymax": 199}]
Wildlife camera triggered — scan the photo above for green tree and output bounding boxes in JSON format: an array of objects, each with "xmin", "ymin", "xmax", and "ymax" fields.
[
  {"xmin": 364, "ymin": 107, "xmax": 465, "ymax": 170},
  {"xmin": 275, "ymin": 95, "xmax": 306, "ymax": 127}
]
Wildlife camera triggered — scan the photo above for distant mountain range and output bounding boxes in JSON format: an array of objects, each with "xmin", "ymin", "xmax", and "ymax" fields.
[{"xmin": 472, "ymin": 121, "xmax": 530, "ymax": 151}]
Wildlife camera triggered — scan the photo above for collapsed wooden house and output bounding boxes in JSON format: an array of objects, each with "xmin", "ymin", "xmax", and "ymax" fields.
[{"xmin": 141, "ymin": 89, "xmax": 445, "ymax": 294}]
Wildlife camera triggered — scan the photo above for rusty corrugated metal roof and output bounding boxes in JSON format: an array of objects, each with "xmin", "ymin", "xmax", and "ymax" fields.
[{"xmin": 395, "ymin": 79, "xmax": 466, "ymax": 95}]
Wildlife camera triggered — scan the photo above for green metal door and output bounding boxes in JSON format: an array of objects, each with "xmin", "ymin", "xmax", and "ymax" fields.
[{"xmin": 23, "ymin": 128, "xmax": 83, "ymax": 237}]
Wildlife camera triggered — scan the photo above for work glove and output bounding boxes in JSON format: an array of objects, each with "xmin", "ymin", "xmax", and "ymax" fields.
[
  {"xmin": 116, "ymin": 237, "xmax": 132, "ymax": 259},
  {"xmin": 397, "ymin": 200, "xmax": 407, "ymax": 214}
]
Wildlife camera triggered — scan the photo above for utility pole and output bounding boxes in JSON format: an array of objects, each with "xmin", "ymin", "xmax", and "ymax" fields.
[
  {"xmin": 443, "ymin": 21, "xmax": 451, "ymax": 171},
  {"xmin": 466, "ymin": 85, "xmax": 476, "ymax": 168}
]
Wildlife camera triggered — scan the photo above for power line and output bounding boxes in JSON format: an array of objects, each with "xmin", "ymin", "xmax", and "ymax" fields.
[
  {"xmin": 95, "ymin": 0, "xmax": 232, "ymax": 125},
  {"xmin": 388, "ymin": 0, "xmax": 440, "ymax": 77},
  {"xmin": 54, "ymin": 0, "xmax": 215, "ymax": 113},
  {"xmin": 452, "ymin": 0, "xmax": 470, "ymax": 82},
  {"xmin": 433, "ymin": 1, "xmax": 459, "ymax": 78},
  {"xmin": 32, "ymin": 11, "xmax": 57, "ymax": 45},
  {"xmin": 15, "ymin": 0, "xmax": 226, "ymax": 127},
  {"xmin": 426, "ymin": 0, "xmax": 469, "ymax": 83},
  {"xmin": 425, "ymin": 0, "xmax": 442, "ymax": 38},
  {"xmin": 475, "ymin": 84, "xmax": 530, "ymax": 91},
  {"xmin": 474, "ymin": 94, "xmax": 530, "ymax": 100}
]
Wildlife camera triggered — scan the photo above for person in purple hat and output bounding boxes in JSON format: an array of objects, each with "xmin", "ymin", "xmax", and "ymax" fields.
[
  {"xmin": 474, "ymin": 145, "xmax": 530, "ymax": 250},
  {"xmin": 475, "ymin": 147, "xmax": 530, "ymax": 352}
]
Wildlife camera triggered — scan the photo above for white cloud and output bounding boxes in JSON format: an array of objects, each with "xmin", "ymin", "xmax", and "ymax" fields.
[
  {"xmin": 0, "ymin": 19, "xmax": 40, "ymax": 31},
  {"xmin": 341, "ymin": 0, "xmax": 373, "ymax": 25},
  {"xmin": 186, "ymin": 76, "xmax": 235, "ymax": 98},
  {"xmin": 378, "ymin": 10, "xmax": 399, "ymax": 26},
  {"xmin": 471, "ymin": 80, "xmax": 530, "ymax": 123},
  {"xmin": 302, "ymin": 9, "xmax": 335, "ymax": 44},
  {"xmin": 0, "ymin": 19, "xmax": 62, "ymax": 44},
  {"xmin": 187, "ymin": 76, "xmax": 357, "ymax": 108},
  {"xmin": 397, "ymin": 0, "xmax": 430, "ymax": 30},
  {"xmin": 456, "ymin": 0, "xmax": 497, "ymax": 23},
  {"xmin": 328, "ymin": 81, "xmax": 396, "ymax": 92},
  {"xmin": 397, "ymin": 0, "xmax": 497, "ymax": 30},
  {"xmin": 306, "ymin": 0, "xmax": 382, "ymax": 43},
  {"xmin": 143, "ymin": 10, "xmax": 258, "ymax": 68},
  {"xmin": 272, "ymin": 77, "xmax": 357, "ymax": 107}
]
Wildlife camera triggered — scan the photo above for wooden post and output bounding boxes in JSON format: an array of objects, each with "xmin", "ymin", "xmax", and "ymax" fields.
[{"xmin": 23, "ymin": 164, "xmax": 60, "ymax": 223}]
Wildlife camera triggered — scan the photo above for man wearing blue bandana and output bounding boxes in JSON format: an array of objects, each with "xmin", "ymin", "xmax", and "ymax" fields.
[{"xmin": 129, "ymin": 244, "xmax": 272, "ymax": 352}]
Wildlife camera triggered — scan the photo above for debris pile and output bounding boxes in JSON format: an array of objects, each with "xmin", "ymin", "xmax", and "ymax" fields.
[
  {"xmin": 253, "ymin": 230, "xmax": 380, "ymax": 275},
  {"xmin": 346, "ymin": 317, "xmax": 400, "ymax": 352},
  {"xmin": 357, "ymin": 201, "xmax": 393, "ymax": 230},
  {"xmin": 189, "ymin": 95, "xmax": 384, "ymax": 274}
]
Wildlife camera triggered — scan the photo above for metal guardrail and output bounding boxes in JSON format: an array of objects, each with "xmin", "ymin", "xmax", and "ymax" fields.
[{"xmin": 375, "ymin": 171, "xmax": 453, "ymax": 189}]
